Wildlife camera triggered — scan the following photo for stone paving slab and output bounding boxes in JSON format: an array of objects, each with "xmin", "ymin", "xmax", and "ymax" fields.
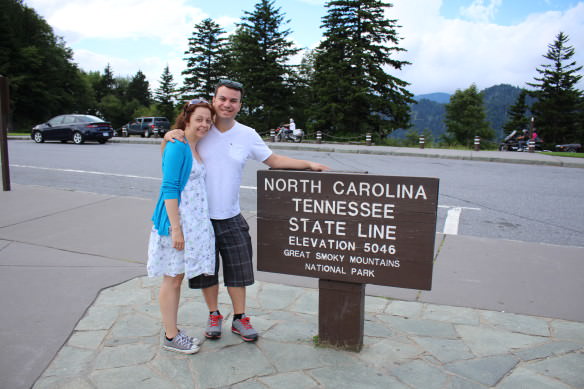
[{"xmin": 34, "ymin": 276, "xmax": 584, "ymax": 389}]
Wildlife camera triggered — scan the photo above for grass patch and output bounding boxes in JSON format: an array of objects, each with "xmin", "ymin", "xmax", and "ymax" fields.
[{"xmin": 542, "ymin": 151, "xmax": 584, "ymax": 158}]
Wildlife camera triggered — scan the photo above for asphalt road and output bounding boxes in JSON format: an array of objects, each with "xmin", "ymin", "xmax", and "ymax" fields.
[{"xmin": 5, "ymin": 139, "xmax": 584, "ymax": 247}]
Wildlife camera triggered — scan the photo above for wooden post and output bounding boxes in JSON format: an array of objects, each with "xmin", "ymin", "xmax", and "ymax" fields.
[
  {"xmin": 0, "ymin": 75, "xmax": 11, "ymax": 191},
  {"xmin": 318, "ymin": 279, "xmax": 365, "ymax": 352},
  {"xmin": 269, "ymin": 129, "xmax": 275, "ymax": 142},
  {"xmin": 419, "ymin": 135, "xmax": 425, "ymax": 149},
  {"xmin": 366, "ymin": 133, "xmax": 372, "ymax": 146},
  {"xmin": 316, "ymin": 131, "xmax": 322, "ymax": 144},
  {"xmin": 474, "ymin": 136, "xmax": 480, "ymax": 151}
]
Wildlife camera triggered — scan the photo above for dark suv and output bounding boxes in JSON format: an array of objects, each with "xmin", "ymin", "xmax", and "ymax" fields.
[{"xmin": 121, "ymin": 117, "xmax": 170, "ymax": 138}]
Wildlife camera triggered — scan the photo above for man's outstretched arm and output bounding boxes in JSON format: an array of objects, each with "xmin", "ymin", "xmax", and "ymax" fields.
[
  {"xmin": 263, "ymin": 153, "xmax": 329, "ymax": 171},
  {"xmin": 161, "ymin": 129, "xmax": 186, "ymax": 153}
]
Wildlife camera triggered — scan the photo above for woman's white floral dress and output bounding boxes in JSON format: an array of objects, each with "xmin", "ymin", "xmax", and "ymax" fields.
[{"xmin": 147, "ymin": 159, "xmax": 215, "ymax": 279}]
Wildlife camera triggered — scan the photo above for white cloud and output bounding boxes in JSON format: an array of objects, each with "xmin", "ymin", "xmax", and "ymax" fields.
[
  {"xmin": 391, "ymin": 0, "xmax": 584, "ymax": 94},
  {"xmin": 460, "ymin": 0, "xmax": 503, "ymax": 23},
  {"xmin": 28, "ymin": 0, "xmax": 207, "ymax": 45}
]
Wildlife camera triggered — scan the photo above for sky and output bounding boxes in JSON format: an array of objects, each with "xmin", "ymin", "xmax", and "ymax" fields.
[{"xmin": 24, "ymin": 0, "xmax": 584, "ymax": 95}]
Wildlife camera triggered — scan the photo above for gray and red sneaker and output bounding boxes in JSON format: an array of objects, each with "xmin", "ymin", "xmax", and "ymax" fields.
[
  {"xmin": 231, "ymin": 315, "xmax": 258, "ymax": 342},
  {"xmin": 205, "ymin": 313, "xmax": 223, "ymax": 339}
]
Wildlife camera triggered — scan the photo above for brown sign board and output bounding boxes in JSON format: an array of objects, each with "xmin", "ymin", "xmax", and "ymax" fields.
[{"xmin": 257, "ymin": 170, "xmax": 439, "ymax": 290}]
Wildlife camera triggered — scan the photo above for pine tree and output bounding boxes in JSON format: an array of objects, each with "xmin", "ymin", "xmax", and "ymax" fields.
[
  {"xmin": 95, "ymin": 64, "xmax": 115, "ymax": 101},
  {"xmin": 444, "ymin": 84, "xmax": 494, "ymax": 147},
  {"xmin": 127, "ymin": 70, "xmax": 151, "ymax": 107},
  {"xmin": 286, "ymin": 49, "xmax": 317, "ymax": 131},
  {"xmin": 155, "ymin": 65, "xmax": 177, "ymax": 121},
  {"xmin": 310, "ymin": 0, "xmax": 414, "ymax": 136},
  {"xmin": 503, "ymin": 89, "xmax": 530, "ymax": 136},
  {"xmin": 226, "ymin": 0, "xmax": 300, "ymax": 130},
  {"xmin": 182, "ymin": 18, "xmax": 227, "ymax": 100},
  {"xmin": 527, "ymin": 32, "xmax": 583, "ymax": 145}
]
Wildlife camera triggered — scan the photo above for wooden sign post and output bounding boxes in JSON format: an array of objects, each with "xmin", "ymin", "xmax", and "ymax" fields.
[
  {"xmin": 257, "ymin": 170, "xmax": 439, "ymax": 351},
  {"xmin": 0, "ymin": 76, "xmax": 11, "ymax": 191}
]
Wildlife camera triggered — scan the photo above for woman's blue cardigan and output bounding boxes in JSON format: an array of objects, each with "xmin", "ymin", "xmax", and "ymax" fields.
[{"xmin": 151, "ymin": 140, "xmax": 193, "ymax": 236}]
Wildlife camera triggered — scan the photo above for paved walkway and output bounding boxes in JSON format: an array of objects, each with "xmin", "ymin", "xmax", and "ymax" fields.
[
  {"xmin": 33, "ymin": 276, "xmax": 584, "ymax": 389},
  {"xmin": 1, "ymin": 139, "xmax": 584, "ymax": 388}
]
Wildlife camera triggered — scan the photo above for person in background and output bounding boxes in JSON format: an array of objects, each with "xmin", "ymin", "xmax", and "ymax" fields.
[
  {"xmin": 148, "ymin": 99, "xmax": 216, "ymax": 353},
  {"xmin": 164, "ymin": 79, "xmax": 329, "ymax": 342}
]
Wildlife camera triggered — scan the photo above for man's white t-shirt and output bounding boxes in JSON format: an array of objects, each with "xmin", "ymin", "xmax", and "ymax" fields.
[{"xmin": 198, "ymin": 121, "xmax": 272, "ymax": 220}]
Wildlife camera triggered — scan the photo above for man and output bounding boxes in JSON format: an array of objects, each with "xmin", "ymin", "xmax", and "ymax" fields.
[{"xmin": 164, "ymin": 79, "xmax": 328, "ymax": 342}]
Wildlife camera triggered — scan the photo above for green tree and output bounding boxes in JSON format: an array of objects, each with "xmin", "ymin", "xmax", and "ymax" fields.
[
  {"xmin": 503, "ymin": 89, "xmax": 531, "ymax": 136},
  {"xmin": 127, "ymin": 70, "xmax": 151, "ymax": 107},
  {"xmin": 154, "ymin": 65, "xmax": 177, "ymax": 121},
  {"xmin": 226, "ymin": 0, "xmax": 300, "ymax": 130},
  {"xmin": 444, "ymin": 84, "xmax": 494, "ymax": 147},
  {"xmin": 94, "ymin": 64, "xmax": 115, "ymax": 101},
  {"xmin": 527, "ymin": 32, "xmax": 583, "ymax": 145},
  {"xmin": 310, "ymin": 0, "xmax": 414, "ymax": 137},
  {"xmin": 286, "ymin": 49, "xmax": 317, "ymax": 133},
  {"xmin": 182, "ymin": 18, "xmax": 227, "ymax": 100},
  {"xmin": 0, "ymin": 0, "xmax": 92, "ymax": 129}
]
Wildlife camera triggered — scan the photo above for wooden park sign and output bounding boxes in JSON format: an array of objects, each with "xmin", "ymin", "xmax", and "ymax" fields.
[{"xmin": 257, "ymin": 170, "xmax": 439, "ymax": 351}]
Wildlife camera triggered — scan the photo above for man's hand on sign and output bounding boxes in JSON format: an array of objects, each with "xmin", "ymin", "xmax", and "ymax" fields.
[
  {"xmin": 264, "ymin": 153, "xmax": 330, "ymax": 171},
  {"xmin": 307, "ymin": 161, "xmax": 330, "ymax": 171}
]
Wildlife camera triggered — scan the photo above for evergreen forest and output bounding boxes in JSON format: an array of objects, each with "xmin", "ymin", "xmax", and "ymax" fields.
[{"xmin": 1, "ymin": 0, "xmax": 582, "ymax": 149}]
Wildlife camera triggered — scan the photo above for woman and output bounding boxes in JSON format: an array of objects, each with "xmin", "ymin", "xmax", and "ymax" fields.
[{"xmin": 147, "ymin": 99, "xmax": 216, "ymax": 354}]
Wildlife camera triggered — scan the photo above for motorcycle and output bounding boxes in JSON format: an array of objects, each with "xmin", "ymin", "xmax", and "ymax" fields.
[
  {"xmin": 499, "ymin": 130, "xmax": 543, "ymax": 152},
  {"xmin": 274, "ymin": 126, "xmax": 303, "ymax": 143}
]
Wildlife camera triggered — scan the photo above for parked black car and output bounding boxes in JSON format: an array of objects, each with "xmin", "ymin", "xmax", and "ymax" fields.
[
  {"xmin": 555, "ymin": 143, "xmax": 582, "ymax": 152},
  {"xmin": 31, "ymin": 114, "xmax": 113, "ymax": 144},
  {"xmin": 121, "ymin": 117, "xmax": 170, "ymax": 138}
]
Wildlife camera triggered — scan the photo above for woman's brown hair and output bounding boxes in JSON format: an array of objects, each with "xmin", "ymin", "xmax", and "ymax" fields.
[{"xmin": 173, "ymin": 99, "xmax": 215, "ymax": 130}]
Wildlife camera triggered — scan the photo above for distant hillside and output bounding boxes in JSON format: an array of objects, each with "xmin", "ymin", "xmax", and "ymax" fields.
[
  {"xmin": 413, "ymin": 92, "xmax": 451, "ymax": 104},
  {"xmin": 408, "ymin": 84, "xmax": 533, "ymax": 142},
  {"xmin": 409, "ymin": 98, "xmax": 446, "ymax": 140}
]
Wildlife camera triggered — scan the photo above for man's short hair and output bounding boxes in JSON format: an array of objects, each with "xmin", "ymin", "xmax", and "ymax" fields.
[{"xmin": 214, "ymin": 79, "xmax": 244, "ymax": 99}]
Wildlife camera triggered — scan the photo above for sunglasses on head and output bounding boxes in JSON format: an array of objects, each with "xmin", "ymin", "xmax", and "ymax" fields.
[{"xmin": 183, "ymin": 98, "xmax": 209, "ymax": 116}]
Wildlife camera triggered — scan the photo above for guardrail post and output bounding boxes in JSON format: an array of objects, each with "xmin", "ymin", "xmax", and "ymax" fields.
[
  {"xmin": 316, "ymin": 131, "xmax": 322, "ymax": 144},
  {"xmin": 528, "ymin": 139, "xmax": 535, "ymax": 153},
  {"xmin": 474, "ymin": 136, "xmax": 480, "ymax": 151},
  {"xmin": 419, "ymin": 135, "xmax": 425, "ymax": 149},
  {"xmin": 269, "ymin": 129, "xmax": 275, "ymax": 142},
  {"xmin": 366, "ymin": 133, "xmax": 372, "ymax": 146},
  {"xmin": 0, "ymin": 75, "xmax": 11, "ymax": 191}
]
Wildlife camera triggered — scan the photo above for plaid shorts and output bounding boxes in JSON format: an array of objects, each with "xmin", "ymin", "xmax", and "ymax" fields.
[{"xmin": 188, "ymin": 214, "xmax": 254, "ymax": 289}]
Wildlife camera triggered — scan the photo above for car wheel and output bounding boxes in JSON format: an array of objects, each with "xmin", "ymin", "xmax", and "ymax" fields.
[
  {"xmin": 33, "ymin": 131, "xmax": 44, "ymax": 143},
  {"xmin": 98, "ymin": 140, "xmax": 107, "ymax": 144},
  {"xmin": 72, "ymin": 131, "xmax": 85, "ymax": 144},
  {"xmin": 294, "ymin": 136, "xmax": 302, "ymax": 143},
  {"xmin": 145, "ymin": 129, "xmax": 151, "ymax": 138},
  {"xmin": 566, "ymin": 147, "xmax": 577, "ymax": 153}
]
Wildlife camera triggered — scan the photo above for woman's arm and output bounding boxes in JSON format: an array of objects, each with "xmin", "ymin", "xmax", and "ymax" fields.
[{"xmin": 164, "ymin": 198, "xmax": 184, "ymax": 250}]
